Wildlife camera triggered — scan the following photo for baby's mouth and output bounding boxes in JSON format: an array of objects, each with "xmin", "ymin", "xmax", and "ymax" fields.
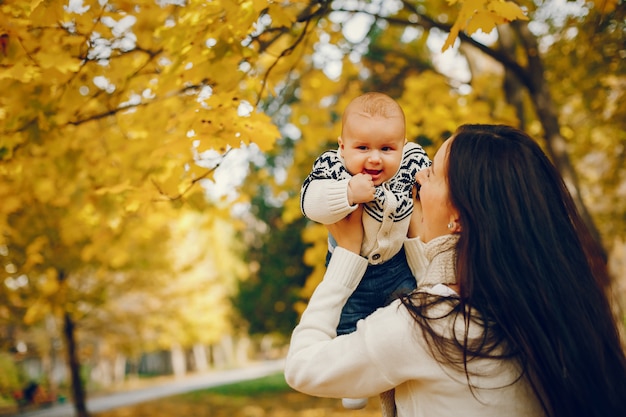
[{"xmin": 364, "ymin": 169, "xmax": 382, "ymax": 176}]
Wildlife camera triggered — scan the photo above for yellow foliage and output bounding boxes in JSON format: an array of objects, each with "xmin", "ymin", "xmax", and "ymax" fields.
[
  {"xmin": 443, "ymin": 0, "xmax": 528, "ymax": 50},
  {"xmin": 23, "ymin": 235, "xmax": 48, "ymax": 271},
  {"xmin": 282, "ymin": 196, "xmax": 302, "ymax": 224},
  {"xmin": 40, "ymin": 272, "xmax": 60, "ymax": 296},
  {"xmin": 1, "ymin": 0, "xmax": 596, "ymax": 359},
  {"xmin": 0, "ymin": 62, "xmax": 40, "ymax": 82},
  {"xmin": 32, "ymin": 177, "xmax": 56, "ymax": 203},
  {"xmin": 268, "ymin": 3, "xmax": 297, "ymax": 27},
  {"xmin": 24, "ymin": 299, "xmax": 48, "ymax": 325}
]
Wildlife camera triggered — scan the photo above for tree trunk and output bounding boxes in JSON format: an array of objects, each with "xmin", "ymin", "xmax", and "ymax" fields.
[
  {"xmin": 192, "ymin": 343, "xmax": 209, "ymax": 373},
  {"xmin": 63, "ymin": 311, "xmax": 89, "ymax": 417},
  {"xmin": 497, "ymin": 25, "xmax": 526, "ymax": 131},
  {"xmin": 511, "ymin": 21, "xmax": 609, "ymax": 283},
  {"xmin": 170, "ymin": 343, "xmax": 186, "ymax": 378},
  {"xmin": 114, "ymin": 353, "xmax": 126, "ymax": 384}
]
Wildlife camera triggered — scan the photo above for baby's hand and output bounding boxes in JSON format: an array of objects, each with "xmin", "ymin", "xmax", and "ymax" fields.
[{"xmin": 347, "ymin": 173, "xmax": 375, "ymax": 205}]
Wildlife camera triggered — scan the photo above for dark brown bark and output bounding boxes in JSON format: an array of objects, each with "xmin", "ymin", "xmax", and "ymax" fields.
[
  {"xmin": 59, "ymin": 269, "xmax": 90, "ymax": 417},
  {"xmin": 497, "ymin": 25, "xmax": 526, "ymax": 131}
]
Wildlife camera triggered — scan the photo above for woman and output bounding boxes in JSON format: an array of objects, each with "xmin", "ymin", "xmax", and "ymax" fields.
[{"xmin": 284, "ymin": 124, "xmax": 626, "ymax": 417}]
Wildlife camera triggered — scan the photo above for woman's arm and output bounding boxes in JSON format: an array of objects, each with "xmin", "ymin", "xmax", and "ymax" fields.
[
  {"xmin": 325, "ymin": 205, "xmax": 364, "ymax": 254},
  {"xmin": 285, "ymin": 245, "xmax": 414, "ymax": 398},
  {"xmin": 405, "ymin": 187, "xmax": 428, "ymax": 279},
  {"xmin": 286, "ymin": 206, "xmax": 392, "ymax": 397},
  {"xmin": 285, "ymin": 205, "xmax": 438, "ymax": 398}
]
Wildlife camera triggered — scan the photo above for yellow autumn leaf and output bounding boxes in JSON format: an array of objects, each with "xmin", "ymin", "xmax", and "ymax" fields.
[
  {"xmin": 37, "ymin": 50, "xmax": 82, "ymax": 73},
  {"xmin": 30, "ymin": 0, "xmax": 45, "ymax": 13},
  {"xmin": 186, "ymin": 162, "xmax": 215, "ymax": 182},
  {"xmin": 442, "ymin": 22, "xmax": 462, "ymax": 51},
  {"xmin": 28, "ymin": 0, "xmax": 65, "ymax": 25},
  {"xmin": 94, "ymin": 181, "xmax": 135, "ymax": 195},
  {"xmin": 268, "ymin": 3, "xmax": 297, "ymax": 27},
  {"xmin": 0, "ymin": 62, "xmax": 40, "ymax": 82},
  {"xmin": 236, "ymin": 112, "xmax": 280, "ymax": 152},
  {"xmin": 149, "ymin": 137, "xmax": 194, "ymax": 161},
  {"xmin": 442, "ymin": 0, "xmax": 527, "ymax": 50},
  {"xmin": 152, "ymin": 163, "xmax": 188, "ymax": 198},
  {"xmin": 251, "ymin": 0, "xmax": 269, "ymax": 13},
  {"xmin": 466, "ymin": 11, "xmax": 506, "ymax": 35},
  {"xmin": 487, "ymin": 0, "xmax": 528, "ymax": 21}
]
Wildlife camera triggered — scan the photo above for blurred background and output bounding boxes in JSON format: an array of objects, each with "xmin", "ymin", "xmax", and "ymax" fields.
[{"xmin": 1, "ymin": 0, "xmax": 624, "ymax": 415}]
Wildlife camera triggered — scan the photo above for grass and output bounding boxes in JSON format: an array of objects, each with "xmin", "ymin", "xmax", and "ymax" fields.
[
  {"xmin": 193, "ymin": 372, "xmax": 290, "ymax": 396},
  {"xmin": 94, "ymin": 372, "xmax": 382, "ymax": 417}
]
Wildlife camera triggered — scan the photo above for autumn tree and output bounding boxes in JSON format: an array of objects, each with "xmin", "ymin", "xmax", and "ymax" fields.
[
  {"xmin": 1, "ymin": 1, "xmax": 279, "ymax": 415},
  {"xmin": 234, "ymin": 183, "xmax": 313, "ymax": 338},
  {"xmin": 2, "ymin": 1, "xmax": 622, "ymax": 415},
  {"xmin": 247, "ymin": 0, "xmax": 623, "ymax": 310}
]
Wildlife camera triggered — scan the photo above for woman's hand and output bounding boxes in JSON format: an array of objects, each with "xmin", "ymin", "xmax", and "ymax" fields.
[{"xmin": 326, "ymin": 205, "xmax": 364, "ymax": 255}]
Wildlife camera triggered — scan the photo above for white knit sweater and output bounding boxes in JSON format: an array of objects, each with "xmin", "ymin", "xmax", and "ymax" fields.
[
  {"xmin": 285, "ymin": 235, "xmax": 545, "ymax": 417},
  {"xmin": 301, "ymin": 142, "xmax": 430, "ymax": 264}
]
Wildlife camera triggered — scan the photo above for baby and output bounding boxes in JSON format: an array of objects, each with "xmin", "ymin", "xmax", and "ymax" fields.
[{"xmin": 300, "ymin": 92, "xmax": 430, "ymax": 409}]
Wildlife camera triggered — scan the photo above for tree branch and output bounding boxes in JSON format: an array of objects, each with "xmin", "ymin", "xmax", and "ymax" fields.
[
  {"xmin": 150, "ymin": 149, "xmax": 230, "ymax": 201},
  {"xmin": 255, "ymin": 1, "xmax": 330, "ymax": 105},
  {"xmin": 383, "ymin": 1, "xmax": 535, "ymax": 91}
]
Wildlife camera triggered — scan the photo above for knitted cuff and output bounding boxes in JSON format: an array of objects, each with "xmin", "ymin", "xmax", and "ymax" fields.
[{"xmin": 326, "ymin": 247, "xmax": 368, "ymax": 290}]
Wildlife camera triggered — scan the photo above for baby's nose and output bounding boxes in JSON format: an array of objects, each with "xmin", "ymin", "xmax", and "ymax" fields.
[{"xmin": 368, "ymin": 150, "xmax": 381, "ymax": 161}]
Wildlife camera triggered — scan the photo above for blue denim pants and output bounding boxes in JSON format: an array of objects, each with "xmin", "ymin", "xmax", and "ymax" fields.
[{"xmin": 326, "ymin": 246, "xmax": 416, "ymax": 335}]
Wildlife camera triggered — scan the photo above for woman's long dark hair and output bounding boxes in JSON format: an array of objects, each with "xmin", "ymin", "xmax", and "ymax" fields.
[{"xmin": 402, "ymin": 124, "xmax": 626, "ymax": 417}]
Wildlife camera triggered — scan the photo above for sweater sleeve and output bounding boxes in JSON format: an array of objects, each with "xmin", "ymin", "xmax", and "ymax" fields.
[
  {"xmin": 404, "ymin": 236, "xmax": 428, "ymax": 285},
  {"xmin": 284, "ymin": 247, "xmax": 435, "ymax": 399},
  {"xmin": 301, "ymin": 151, "xmax": 358, "ymax": 224},
  {"xmin": 301, "ymin": 178, "xmax": 358, "ymax": 224}
]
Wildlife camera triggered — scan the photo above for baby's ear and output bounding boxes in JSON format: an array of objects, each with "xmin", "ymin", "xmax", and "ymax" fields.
[{"xmin": 338, "ymin": 136, "xmax": 344, "ymax": 148}]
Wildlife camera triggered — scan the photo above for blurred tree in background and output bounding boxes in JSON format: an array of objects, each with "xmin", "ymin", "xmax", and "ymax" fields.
[
  {"xmin": 1, "ymin": 0, "xmax": 624, "ymax": 416},
  {"xmin": 234, "ymin": 187, "xmax": 312, "ymax": 337}
]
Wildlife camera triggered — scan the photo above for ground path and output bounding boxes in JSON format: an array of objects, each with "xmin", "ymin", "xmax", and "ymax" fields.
[{"xmin": 15, "ymin": 359, "xmax": 285, "ymax": 417}]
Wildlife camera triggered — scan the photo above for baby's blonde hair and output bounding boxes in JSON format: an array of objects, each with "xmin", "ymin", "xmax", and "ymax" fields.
[{"xmin": 341, "ymin": 92, "xmax": 405, "ymax": 134}]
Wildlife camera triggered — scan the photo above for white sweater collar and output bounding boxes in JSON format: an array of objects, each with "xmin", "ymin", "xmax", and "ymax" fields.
[{"xmin": 420, "ymin": 234, "xmax": 460, "ymax": 288}]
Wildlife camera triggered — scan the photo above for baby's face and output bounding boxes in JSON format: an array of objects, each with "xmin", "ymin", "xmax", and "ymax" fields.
[{"xmin": 339, "ymin": 113, "xmax": 406, "ymax": 186}]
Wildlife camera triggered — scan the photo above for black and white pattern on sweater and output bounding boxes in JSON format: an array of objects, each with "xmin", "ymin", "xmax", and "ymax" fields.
[{"xmin": 301, "ymin": 143, "xmax": 430, "ymax": 223}]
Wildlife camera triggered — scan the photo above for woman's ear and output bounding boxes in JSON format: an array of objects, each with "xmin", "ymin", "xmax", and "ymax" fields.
[
  {"xmin": 447, "ymin": 220, "xmax": 461, "ymax": 233},
  {"xmin": 448, "ymin": 208, "xmax": 462, "ymax": 233}
]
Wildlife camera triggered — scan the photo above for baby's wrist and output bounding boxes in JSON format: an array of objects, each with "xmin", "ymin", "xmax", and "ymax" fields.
[{"xmin": 347, "ymin": 181, "xmax": 354, "ymax": 205}]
